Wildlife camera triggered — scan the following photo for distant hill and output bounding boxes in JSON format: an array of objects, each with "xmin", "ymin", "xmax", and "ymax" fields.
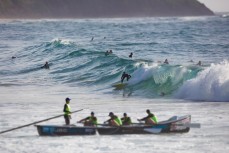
[{"xmin": 0, "ymin": 0, "xmax": 214, "ymax": 18}]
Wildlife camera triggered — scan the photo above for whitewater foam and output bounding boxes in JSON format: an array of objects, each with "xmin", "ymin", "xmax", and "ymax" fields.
[
  {"xmin": 175, "ymin": 61, "xmax": 229, "ymax": 102},
  {"xmin": 51, "ymin": 38, "xmax": 73, "ymax": 46},
  {"xmin": 129, "ymin": 62, "xmax": 158, "ymax": 85}
]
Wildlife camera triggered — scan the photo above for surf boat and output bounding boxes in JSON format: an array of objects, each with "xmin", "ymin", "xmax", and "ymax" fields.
[
  {"xmin": 96, "ymin": 115, "xmax": 191, "ymax": 135},
  {"xmin": 35, "ymin": 115, "xmax": 192, "ymax": 136}
]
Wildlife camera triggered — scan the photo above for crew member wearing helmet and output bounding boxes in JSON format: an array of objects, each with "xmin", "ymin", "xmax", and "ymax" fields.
[
  {"xmin": 78, "ymin": 112, "xmax": 98, "ymax": 126},
  {"xmin": 138, "ymin": 109, "xmax": 158, "ymax": 125},
  {"xmin": 63, "ymin": 97, "xmax": 71, "ymax": 125},
  {"xmin": 104, "ymin": 112, "xmax": 122, "ymax": 126}
]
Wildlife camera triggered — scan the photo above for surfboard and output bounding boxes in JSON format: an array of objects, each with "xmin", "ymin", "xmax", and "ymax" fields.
[{"xmin": 112, "ymin": 83, "xmax": 127, "ymax": 90}]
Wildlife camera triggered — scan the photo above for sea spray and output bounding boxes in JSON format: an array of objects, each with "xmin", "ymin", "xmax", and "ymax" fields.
[{"xmin": 175, "ymin": 61, "xmax": 229, "ymax": 102}]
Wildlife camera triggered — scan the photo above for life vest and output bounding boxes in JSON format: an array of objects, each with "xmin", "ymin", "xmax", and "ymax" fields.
[
  {"xmin": 122, "ymin": 117, "xmax": 132, "ymax": 125},
  {"xmin": 64, "ymin": 104, "xmax": 71, "ymax": 115},
  {"xmin": 150, "ymin": 115, "xmax": 158, "ymax": 124},
  {"xmin": 114, "ymin": 117, "xmax": 122, "ymax": 126},
  {"xmin": 89, "ymin": 116, "xmax": 98, "ymax": 125}
]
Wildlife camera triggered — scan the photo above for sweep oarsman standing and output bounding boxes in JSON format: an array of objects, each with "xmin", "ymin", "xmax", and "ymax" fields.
[{"xmin": 63, "ymin": 97, "xmax": 71, "ymax": 125}]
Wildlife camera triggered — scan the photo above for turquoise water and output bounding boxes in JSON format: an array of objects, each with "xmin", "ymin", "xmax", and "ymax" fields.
[{"xmin": 0, "ymin": 16, "xmax": 228, "ymax": 101}]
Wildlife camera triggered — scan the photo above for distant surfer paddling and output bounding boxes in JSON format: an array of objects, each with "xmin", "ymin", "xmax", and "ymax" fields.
[
  {"xmin": 121, "ymin": 72, "xmax": 131, "ymax": 83},
  {"xmin": 105, "ymin": 50, "xmax": 113, "ymax": 56},
  {"xmin": 129, "ymin": 52, "xmax": 133, "ymax": 58},
  {"xmin": 164, "ymin": 59, "xmax": 169, "ymax": 64},
  {"xmin": 41, "ymin": 61, "xmax": 49, "ymax": 69},
  {"xmin": 105, "ymin": 50, "xmax": 109, "ymax": 56},
  {"xmin": 197, "ymin": 61, "xmax": 201, "ymax": 66}
]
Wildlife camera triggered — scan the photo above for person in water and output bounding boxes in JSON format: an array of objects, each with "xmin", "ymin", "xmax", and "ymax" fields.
[
  {"xmin": 78, "ymin": 112, "xmax": 98, "ymax": 126},
  {"xmin": 129, "ymin": 52, "xmax": 133, "ymax": 58},
  {"xmin": 121, "ymin": 113, "xmax": 132, "ymax": 125},
  {"xmin": 197, "ymin": 61, "xmax": 201, "ymax": 66},
  {"xmin": 63, "ymin": 97, "xmax": 72, "ymax": 125},
  {"xmin": 41, "ymin": 61, "xmax": 49, "ymax": 69},
  {"xmin": 160, "ymin": 92, "xmax": 165, "ymax": 96},
  {"xmin": 104, "ymin": 112, "xmax": 122, "ymax": 126},
  {"xmin": 105, "ymin": 50, "xmax": 109, "ymax": 56},
  {"xmin": 138, "ymin": 109, "xmax": 158, "ymax": 125},
  {"xmin": 121, "ymin": 72, "xmax": 131, "ymax": 83},
  {"xmin": 164, "ymin": 59, "xmax": 169, "ymax": 64}
]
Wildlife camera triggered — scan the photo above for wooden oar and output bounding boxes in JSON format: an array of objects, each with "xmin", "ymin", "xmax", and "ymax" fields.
[{"xmin": 0, "ymin": 109, "xmax": 84, "ymax": 134}]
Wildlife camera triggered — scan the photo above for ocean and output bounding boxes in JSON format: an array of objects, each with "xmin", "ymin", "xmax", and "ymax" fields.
[{"xmin": 0, "ymin": 15, "xmax": 229, "ymax": 153}]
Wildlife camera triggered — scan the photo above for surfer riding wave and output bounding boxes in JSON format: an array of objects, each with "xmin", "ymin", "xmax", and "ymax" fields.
[{"xmin": 121, "ymin": 72, "xmax": 131, "ymax": 83}]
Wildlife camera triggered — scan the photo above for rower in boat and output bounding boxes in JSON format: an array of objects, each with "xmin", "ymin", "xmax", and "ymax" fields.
[
  {"xmin": 121, "ymin": 113, "xmax": 132, "ymax": 125},
  {"xmin": 77, "ymin": 112, "xmax": 98, "ymax": 126},
  {"xmin": 137, "ymin": 109, "xmax": 158, "ymax": 125},
  {"xmin": 104, "ymin": 112, "xmax": 122, "ymax": 126}
]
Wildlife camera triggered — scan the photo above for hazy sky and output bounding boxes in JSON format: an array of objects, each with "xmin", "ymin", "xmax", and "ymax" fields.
[{"xmin": 198, "ymin": 0, "xmax": 229, "ymax": 12}]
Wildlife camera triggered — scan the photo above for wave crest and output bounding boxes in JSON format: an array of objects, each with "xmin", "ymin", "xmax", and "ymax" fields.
[{"xmin": 46, "ymin": 38, "xmax": 75, "ymax": 48}]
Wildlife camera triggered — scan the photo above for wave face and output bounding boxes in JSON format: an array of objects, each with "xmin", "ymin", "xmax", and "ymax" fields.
[
  {"xmin": 123, "ymin": 63, "xmax": 202, "ymax": 98},
  {"xmin": 0, "ymin": 16, "xmax": 228, "ymax": 102}
]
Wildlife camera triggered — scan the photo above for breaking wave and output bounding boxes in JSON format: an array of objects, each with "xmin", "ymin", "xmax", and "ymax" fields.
[{"xmin": 175, "ymin": 61, "xmax": 229, "ymax": 102}]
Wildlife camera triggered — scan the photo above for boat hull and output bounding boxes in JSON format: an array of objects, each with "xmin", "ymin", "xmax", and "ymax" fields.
[
  {"xmin": 36, "ymin": 125, "xmax": 96, "ymax": 136},
  {"xmin": 35, "ymin": 115, "xmax": 191, "ymax": 136}
]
